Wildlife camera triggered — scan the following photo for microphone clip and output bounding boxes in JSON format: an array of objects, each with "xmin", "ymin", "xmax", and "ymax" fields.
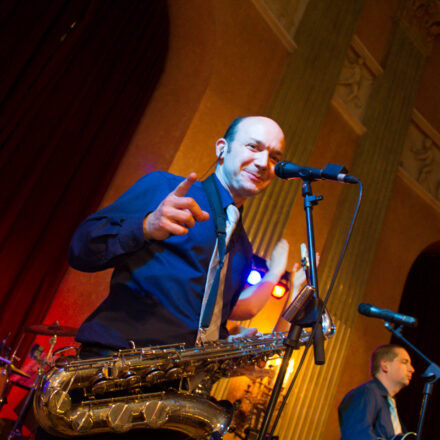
[{"xmin": 321, "ymin": 164, "xmax": 349, "ymax": 180}]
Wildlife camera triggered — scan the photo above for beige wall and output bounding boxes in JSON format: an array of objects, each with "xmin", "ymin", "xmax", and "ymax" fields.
[
  {"xmin": 356, "ymin": 0, "xmax": 400, "ymax": 64},
  {"xmin": 168, "ymin": 1, "xmax": 288, "ymax": 178}
]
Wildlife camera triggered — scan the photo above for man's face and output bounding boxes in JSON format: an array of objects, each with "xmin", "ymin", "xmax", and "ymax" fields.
[
  {"xmin": 216, "ymin": 117, "xmax": 285, "ymax": 206},
  {"xmin": 385, "ymin": 348, "xmax": 414, "ymax": 389}
]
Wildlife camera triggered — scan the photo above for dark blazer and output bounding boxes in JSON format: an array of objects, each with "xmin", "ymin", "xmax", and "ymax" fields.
[{"xmin": 338, "ymin": 377, "xmax": 396, "ymax": 440}]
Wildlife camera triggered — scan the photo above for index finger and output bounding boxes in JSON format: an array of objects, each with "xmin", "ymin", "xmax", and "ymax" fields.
[{"xmin": 173, "ymin": 172, "xmax": 197, "ymax": 197}]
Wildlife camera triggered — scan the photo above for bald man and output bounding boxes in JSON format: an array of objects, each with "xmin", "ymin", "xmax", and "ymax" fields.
[
  {"xmin": 36, "ymin": 117, "xmax": 289, "ymax": 440},
  {"xmin": 69, "ymin": 116, "xmax": 287, "ymax": 351}
]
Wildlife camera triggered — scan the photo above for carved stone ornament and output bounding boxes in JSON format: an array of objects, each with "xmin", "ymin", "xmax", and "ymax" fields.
[
  {"xmin": 401, "ymin": 0, "xmax": 440, "ymax": 48},
  {"xmin": 400, "ymin": 117, "xmax": 440, "ymax": 203},
  {"xmin": 332, "ymin": 38, "xmax": 380, "ymax": 134},
  {"xmin": 336, "ymin": 51, "xmax": 372, "ymax": 110}
]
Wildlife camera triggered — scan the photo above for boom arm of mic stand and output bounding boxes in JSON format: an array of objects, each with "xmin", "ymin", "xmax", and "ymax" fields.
[
  {"xmin": 383, "ymin": 322, "xmax": 439, "ymax": 374},
  {"xmin": 384, "ymin": 321, "xmax": 440, "ymax": 440}
]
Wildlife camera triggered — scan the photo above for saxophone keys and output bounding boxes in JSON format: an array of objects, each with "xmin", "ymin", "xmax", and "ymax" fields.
[
  {"xmin": 165, "ymin": 366, "xmax": 184, "ymax": 381},
  {"xmin": 203, "ymin": 362, "xmax": 218, "ymax": 374},
  {"xmin": 71, "ymin": 409, "xmax": 93, "ymax": 433},
  {"xmin": 144, "ymin": 369, "xmax": 165, "ymax": 386},
  {"xmin": 123, "ymin": 371, "xmax": 141, "ymax": 389},
  {"xmin": 107, "ymin": 402, "xmax": 133, "ymax": 433},
  {"xmin": 142, "ymin": 400, "xmax": 170, "ymax": 428},
  {"xmin": 90, "ymin": 375, "xmax": 110, "ymax": 394},
  {"xmin": 47, "ymin": 389, "xmax": 72, "ymax": 415}
]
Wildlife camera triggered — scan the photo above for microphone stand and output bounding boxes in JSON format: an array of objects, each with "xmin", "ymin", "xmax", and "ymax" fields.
[
  {"xmin": 257, "ymin": 178, "xmax": 325, "ymax": 440},
  {"xmin": 384, "ymin": 321, "xmax": 440, "ymax": 440}
]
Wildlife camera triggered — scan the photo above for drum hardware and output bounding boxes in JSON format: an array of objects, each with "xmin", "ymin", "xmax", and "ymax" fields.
[
  {"xmin": 7, "ymin": 365, "xmax": 45, "ymax": 440},
  {"xmin": 0, "ymin": 335, "xmax": 27, "ymax": 410},
  {"xmin": 0, "ymin": 333, "xmax": 11, "ymax": 357},
  {"xmin": 7, "ymin": 334, "xmax": 58, "ymax": 440},
  {"xmin": 0, "ymin": 358, "xmax": 30, "ymax": 379},
  {"xmin": 7, "ymin": 324, "xmax": 77, "ymax": 440}
]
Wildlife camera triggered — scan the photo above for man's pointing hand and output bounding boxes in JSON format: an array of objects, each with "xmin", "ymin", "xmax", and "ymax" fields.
[{"xmin": 143, "ymin": 172, "xmax": 210, "ymax": 241}]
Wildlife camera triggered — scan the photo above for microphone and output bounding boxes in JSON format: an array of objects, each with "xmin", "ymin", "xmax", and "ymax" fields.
[
  {"xmin": 358, "ymin": 303, "xmax": 418, "ymax": 327},
  {"xmin": 275, "ymin": 161, "xmax": 358, "ymax": 184}
]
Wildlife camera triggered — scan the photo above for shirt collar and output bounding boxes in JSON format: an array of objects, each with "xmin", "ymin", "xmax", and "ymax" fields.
[
  {"xmin": 213, "ymin": 173, "xmax": 235, "ymax": 209},
  {"xmin": 373, "ymin": 377, "xmax": 390, "ymax": 397}
]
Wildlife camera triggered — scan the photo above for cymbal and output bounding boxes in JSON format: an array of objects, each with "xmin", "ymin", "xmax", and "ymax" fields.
[{"xmin": 24, "ymin": 323, "xmax": 78, "ymax": 337}]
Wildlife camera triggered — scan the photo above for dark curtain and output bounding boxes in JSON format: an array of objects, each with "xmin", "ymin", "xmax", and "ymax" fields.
[
  {"xmin": 392, "ymin": 249, "xmax": 440, "ymax": 439},
  {"xmin": 0, "ymin": 0, "xmax": 169, "ymax": 357}
]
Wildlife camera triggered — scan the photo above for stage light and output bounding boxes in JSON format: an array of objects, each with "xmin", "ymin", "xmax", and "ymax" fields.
[
  {"xmin": 272, "ymin": 284, "xmax": 287, "ymax": 299},
  {"xmin": 246, "ymin": 254, "xmax": 291, "ymax": 299},
  {"xmin": 247, "ymin": 269, "xmax": 263, "ymax": 285}
]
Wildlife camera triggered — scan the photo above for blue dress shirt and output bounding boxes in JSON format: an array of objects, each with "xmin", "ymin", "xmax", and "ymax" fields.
[{"xmin": 69, "ymin": 171, "xmax": 252, "ymax": 349}]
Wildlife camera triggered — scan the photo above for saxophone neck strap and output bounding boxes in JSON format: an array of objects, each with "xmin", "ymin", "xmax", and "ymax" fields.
[
  {"xmin": 201, "ymin": 174, "xmax": 226, "ymax": 262},
  {"xmin": 200, "ymin": 174, "xmax": 227, "ymax": 329}
]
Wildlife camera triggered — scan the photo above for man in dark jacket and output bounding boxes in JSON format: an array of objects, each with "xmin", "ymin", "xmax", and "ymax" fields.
[{"xmin": 338, "ymin": 344, "xmax": 415, "ymax": 440}]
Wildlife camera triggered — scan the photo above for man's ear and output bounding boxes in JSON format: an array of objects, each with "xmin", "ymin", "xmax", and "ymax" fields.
[
  {"xmin": 380, "ymin": 359, "xmax": 389, "ymax": 373},
  {"xmin": 216, "ymin": 138, "xmax": 227, "ymax": 159}
]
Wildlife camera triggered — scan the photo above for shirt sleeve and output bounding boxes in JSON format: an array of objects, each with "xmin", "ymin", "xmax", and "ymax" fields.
[
  {"xmin": 338, "ymin": 387, "xmax": 381, "ymax": 440},
  {"xmin": 68, "ymin": 171, "xmax": 173, "ymax": 272}
]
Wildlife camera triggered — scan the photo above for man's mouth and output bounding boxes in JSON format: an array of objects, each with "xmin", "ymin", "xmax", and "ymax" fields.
[{"xmin": 244, "ymin": 169, "xmax": 264, "ymax": 183}]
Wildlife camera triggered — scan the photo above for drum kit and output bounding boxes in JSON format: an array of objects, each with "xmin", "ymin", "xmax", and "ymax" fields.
[{"xmin": 0, "ymin": 323, "xmax": 77, "ymax": 440}]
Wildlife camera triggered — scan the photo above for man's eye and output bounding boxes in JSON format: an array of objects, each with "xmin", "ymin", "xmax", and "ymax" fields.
[{"xmin": 247, "ymin": 144, "xmax": 258, "ymax": 150}]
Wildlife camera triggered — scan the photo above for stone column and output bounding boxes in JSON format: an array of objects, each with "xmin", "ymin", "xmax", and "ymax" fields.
[{"xmin": 244, "ymin": 0, "xmax": 365, "ymax": 256}]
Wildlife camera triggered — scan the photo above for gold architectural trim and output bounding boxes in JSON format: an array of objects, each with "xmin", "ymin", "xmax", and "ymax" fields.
[
  {"xmin": 399, "ymin": 108, "xmax": 440, "ymax": 205},
  {"xmin": 331, "ymin": 34, "xmax": 383, "ymax": 136},
  {"xmin": 352, "ymin": 35, "xmax": 384, "ymax": 76},
  {"xmin": 412, "ymin": 108, "xmax": 440, "ymax": 146},
  {"xmin": 331, "ymin": 95, "xmax": 367, "ymax": 135},
  {"xmin": 398, "ymin": 167, "xmax": 440, "ymax": 210},
  {"xmin": 251, "ymin": 0, "xmax": 297, "ymax": 52}
]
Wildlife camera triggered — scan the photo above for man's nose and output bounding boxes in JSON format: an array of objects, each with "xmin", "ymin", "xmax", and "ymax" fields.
[{"xmin": 255, "ymin": 150, "xmax": 269, "ymax": 168}]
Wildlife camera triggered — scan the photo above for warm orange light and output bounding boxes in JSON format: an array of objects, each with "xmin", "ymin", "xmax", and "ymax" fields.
[{"xmin": 272, "ymin": 284, "xmax": 287, "ymax": 299}]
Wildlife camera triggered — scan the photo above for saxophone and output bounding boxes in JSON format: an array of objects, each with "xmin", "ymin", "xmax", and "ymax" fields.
[{"xmin": 34, "ymin": 320, "xmax": 335, "ymax": 439}]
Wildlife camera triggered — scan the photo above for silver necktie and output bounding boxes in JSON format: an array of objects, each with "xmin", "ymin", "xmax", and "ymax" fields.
[
  {"xmin": 387, "ymin": 395, "xmax": 402, "ymax": 435},
  {"xmin": 197, "ymin": 204, "xmax": 240, "ymax": 344}
]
